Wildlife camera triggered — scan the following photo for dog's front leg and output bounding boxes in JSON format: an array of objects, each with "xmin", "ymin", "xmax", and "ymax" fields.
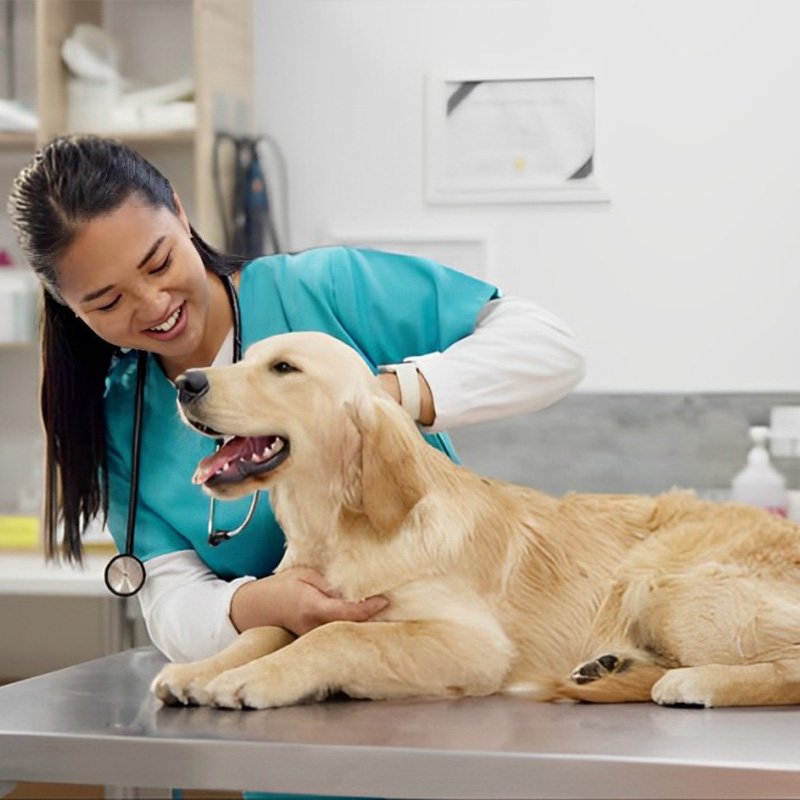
[
  {"xmin": 152, "ymin": 625, "xmax": 295, "ymax": 706},
  {"xmin": 203, "ymin": 618, "xmax": 513, "ymax": 709}
]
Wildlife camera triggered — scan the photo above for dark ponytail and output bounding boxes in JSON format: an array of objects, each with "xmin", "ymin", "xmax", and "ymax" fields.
[{"xmin": 7, "ymin": 135, "xmax": 246, "ymax": 561}]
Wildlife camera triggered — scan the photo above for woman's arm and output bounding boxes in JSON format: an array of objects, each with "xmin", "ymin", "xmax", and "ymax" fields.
[
  {"xmin": 378, "ymin": 295, "xmax": 585, "ymax": 432},
  {"xmin": 137, "ymin": 550, "xmax": 251, "ymax": 662},
  {"xmin": 139, "ymin": 550, "xmax": 387, "ymax": 662}
]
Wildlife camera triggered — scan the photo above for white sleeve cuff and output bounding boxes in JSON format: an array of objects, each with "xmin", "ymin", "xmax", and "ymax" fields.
[
  {"xmin": 408, "ymin": 295, "xmax": 585, "ymax": 433},
  {"xmin": 137, "ymin": 549, "xmax": 257, "ymax": 662}
]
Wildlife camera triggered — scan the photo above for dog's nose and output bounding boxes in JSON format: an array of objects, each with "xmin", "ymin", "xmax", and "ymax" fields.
[{"xmin": 175, "ymin": 371, "xmax": 209, "ymax": 404}]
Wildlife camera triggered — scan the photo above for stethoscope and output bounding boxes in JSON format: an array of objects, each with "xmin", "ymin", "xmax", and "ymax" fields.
[{"xmin": 104, "ymin": 274, "xmax": 260, "ymax": 597}]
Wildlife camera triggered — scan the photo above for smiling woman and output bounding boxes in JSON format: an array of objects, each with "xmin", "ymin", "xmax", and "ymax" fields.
[
  {"xmin": 6, "ymin": 136, "xmax": 246, "ymax": 562},
  {"xmin": 6, "ymin": 134, "xmax": 585, "ymax": 677},
  {"xmin": 56, "ymin": 196, "xmax": 231, "ymax": 379}
]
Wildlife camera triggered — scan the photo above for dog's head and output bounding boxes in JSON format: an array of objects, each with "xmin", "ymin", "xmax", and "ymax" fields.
[{"xmin": 176, "ymin": 331, "xmax": 380, "ymax": 500}]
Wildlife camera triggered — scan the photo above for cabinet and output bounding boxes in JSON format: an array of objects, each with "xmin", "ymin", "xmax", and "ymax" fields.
[
  {"xmin": 4, "ymin": 0, "xmax": 254, "ymax": 247},
  {"xmin": 0, "ymin": 0, "xmax": 256, "ymax": 692},
  {"xmin": 0, "ymin": 0, "xmax": 253, "ymax": 531}
]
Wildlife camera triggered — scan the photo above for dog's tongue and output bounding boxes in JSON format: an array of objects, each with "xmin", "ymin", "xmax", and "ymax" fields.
[{"xmin": 194, "ymin": 436, "xmax": 274, "ymax": 484}]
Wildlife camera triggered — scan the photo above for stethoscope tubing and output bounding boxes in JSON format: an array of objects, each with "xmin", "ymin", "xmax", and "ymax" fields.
[
  {"xmin": 105, "ymin": 273, "xmax": 256, "ymax": 598},
  {"xmin": 127, "ymin": 349, "xmax": 149, "ymax": 556},
  {"xmin": 104, "ymin": 350, "xmax": 150, "ymax": 598}
]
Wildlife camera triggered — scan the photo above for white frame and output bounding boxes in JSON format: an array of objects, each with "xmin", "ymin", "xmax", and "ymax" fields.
[
  {"xmin": 323, "ymin": 230, "xmax": 493, "ymax": 281},
  {"xmin": 425, "ymin": 73, "xmax": 609, "ymax": 205}
]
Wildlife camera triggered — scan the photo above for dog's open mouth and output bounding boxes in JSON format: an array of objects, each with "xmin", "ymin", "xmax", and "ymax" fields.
[{"xmin": 193, "ymin": 435, "xmax": 291, "ymax": 487}]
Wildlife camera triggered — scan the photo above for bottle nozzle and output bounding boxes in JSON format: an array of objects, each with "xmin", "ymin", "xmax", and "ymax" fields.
[{"xmin": 749, "ymin": 426, "xmax": 771, "ymax": 447}]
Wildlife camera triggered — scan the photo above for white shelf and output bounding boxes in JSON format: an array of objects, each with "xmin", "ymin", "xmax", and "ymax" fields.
[
  {"xmin": 83, "ymin": 128, "xmax": 196, "ymax": 146},
  {"xmin": 0, "ymin": 131, "xmax": 36, "ymax": 149},
  {"xmin": 0, "ymin": 341, "xmax": 36, "ymax": 350},
  {"xmin": 0, "ymin": 552, "xmax": 110, "ymax": 597}
]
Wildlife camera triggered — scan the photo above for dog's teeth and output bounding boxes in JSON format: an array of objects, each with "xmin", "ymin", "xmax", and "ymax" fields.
[{"xmin": 251, "ymin": 454, "xmax": 259, "ymax": 462}]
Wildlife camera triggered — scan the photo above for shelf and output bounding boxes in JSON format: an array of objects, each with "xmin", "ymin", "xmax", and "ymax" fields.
[
  {"xmin": 84, "ymin": 128, "xmax": 197, "ymax": 146},
  {"xmin": 0, "ymin": 551, "xmax": 111, "ymax": 597},
  {"xmin": 0, "ymin": 129, "xmax": 196, "ymax": 148},
  {"xmin": 0, "ymin": 131, "xmax": 36, "ymax": 149},
  {"xmin": 0, "ymin": 341, "xmax": 37, "ymax": 351}
]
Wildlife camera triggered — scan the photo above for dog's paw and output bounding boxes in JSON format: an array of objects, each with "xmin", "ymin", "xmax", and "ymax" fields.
[
  {"xmin": 651, "ymin": 668, "xmax": 712, "ymax": 708},
  {"xmin": 204, "ymin": 663, "xmax": 324, "ymax": 710},
  {"xmin": 571, "ymin": 653, "xmax": 632, "ymax": 685},
  {"xmin": 150, "ymin": 663, "xmax": 221, "ymax": 707}
]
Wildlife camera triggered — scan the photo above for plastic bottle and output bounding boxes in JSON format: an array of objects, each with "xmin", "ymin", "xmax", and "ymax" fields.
[
  {"xmin": 731, "ymin": 426, "xmax": 788, "ymax": 516},
  {"xmin": 0, "ymin": 263, "xmax": 38, "ymax": 343}
]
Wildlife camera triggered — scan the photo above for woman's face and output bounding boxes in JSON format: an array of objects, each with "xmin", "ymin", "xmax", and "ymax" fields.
[{"xmin": 56, "ymin": 194, "xmax": 211, "ymax": 359}]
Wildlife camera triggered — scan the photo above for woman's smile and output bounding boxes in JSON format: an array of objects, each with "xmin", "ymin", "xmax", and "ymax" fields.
[
  {"xmin": 53, "ymin": 194, "xmax": 232, "ymax": 375},
  {"xmin": 143, "ymin": 300, "xmax": 189, "ymax": 341}
]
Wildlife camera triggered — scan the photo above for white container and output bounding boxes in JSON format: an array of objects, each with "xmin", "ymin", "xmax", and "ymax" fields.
[
  {"xmin": 770, "ymin": 406, "xmax": 800, "ymax": 457},
  {"xmin": 731, "ymin": 426, "xmax": 788, "ymax": 516},
  {"xmin": 0, "ymin": 268, "xmax": 38, "ymax": 343},
  {"xmin": 66, "ymin": 77, "xmax": 120, "ymax": 133}
]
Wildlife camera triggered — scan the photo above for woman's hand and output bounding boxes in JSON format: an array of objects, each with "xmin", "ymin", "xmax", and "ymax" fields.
[{"xmin": 229, "ymin": 566, "xmax": 389, "ymax": 636}]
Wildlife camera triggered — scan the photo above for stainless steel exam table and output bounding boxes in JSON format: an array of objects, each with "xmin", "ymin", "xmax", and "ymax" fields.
[{"xmin": 0, "ymin": 646, "xmax": 799, "ymax": 799}]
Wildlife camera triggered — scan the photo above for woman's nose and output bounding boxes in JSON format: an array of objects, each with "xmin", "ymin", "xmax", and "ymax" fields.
[{"xmin": 135, "ymin": 285, "xmax": 172, "ymax": 327}]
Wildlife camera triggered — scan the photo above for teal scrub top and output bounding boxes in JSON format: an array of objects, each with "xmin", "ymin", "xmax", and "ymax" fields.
[{"xmin": 104, "ymin": 247, "xmax": 499, "ymax": 577}]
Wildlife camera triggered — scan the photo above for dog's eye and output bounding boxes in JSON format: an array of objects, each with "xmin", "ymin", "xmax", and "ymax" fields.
[{"xmin": 271, "ymin": 361, "xmax": 298, "ymax": 374}]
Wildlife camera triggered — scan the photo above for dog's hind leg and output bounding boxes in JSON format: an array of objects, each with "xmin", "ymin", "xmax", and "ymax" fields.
[
  {"xmin": 558, "ymin": 650, "xmax": 669, "ymax": 703},
  {"xmin": 201, "ymin": 618, "xmax": 514, "ymax": 709},
  {"xmin": 151, "ymin": 625, "xmax": 295, "ymax": 706},
  {"xmin": 651, "ymin": 658, "xmax": 800, "ymax": 708}
]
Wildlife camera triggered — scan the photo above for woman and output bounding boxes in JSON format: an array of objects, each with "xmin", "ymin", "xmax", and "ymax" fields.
[{"xmin": 7, "ymin": 135, "xmax": 585, "ymax": 664}]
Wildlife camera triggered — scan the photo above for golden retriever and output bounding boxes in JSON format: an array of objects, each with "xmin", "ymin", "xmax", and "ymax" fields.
[{"xmin": 151, "ymin": 332, "xmax": 800, "ymax": 710}]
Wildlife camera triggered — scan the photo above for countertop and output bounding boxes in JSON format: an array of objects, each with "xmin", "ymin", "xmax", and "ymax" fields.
[
  {"xmin": 1, "ymin": 647, "xmax": 800, "ymax": 798},
  {"xmin": 0, "ymin": 551, "xmax": 110, "ymax": 596}
]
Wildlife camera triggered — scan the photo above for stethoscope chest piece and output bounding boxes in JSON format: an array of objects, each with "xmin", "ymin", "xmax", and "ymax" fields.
[{"xmin": 104, "ymin": 553, "xmax": 146, "ymax": 597}]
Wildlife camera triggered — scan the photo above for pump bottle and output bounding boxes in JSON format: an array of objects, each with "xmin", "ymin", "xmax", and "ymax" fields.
[{"xmin": 731, "ymin": 426, "xmax": 788, "ymax": 516}]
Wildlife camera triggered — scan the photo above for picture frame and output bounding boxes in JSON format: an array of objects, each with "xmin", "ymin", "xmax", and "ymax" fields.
[{"xmin": 425, "ymin": 74, "xmax": 609, "ymax": 205}]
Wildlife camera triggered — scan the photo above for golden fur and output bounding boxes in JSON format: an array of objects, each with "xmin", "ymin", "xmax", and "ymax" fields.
[{"xmin": 152, "ymin": 332, "xmax": 800, "ymax": 709}]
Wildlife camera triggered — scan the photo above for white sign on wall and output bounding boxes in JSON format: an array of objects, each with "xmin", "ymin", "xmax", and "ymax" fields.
[{"xmin": 426, "ymin": 75, "xmax": 609, "ymax": 205}]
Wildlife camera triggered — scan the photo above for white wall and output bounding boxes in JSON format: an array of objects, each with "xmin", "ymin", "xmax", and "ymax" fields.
[{"xmin": 251, "ymin": 0, "xmax": 800, "ymax": 393}]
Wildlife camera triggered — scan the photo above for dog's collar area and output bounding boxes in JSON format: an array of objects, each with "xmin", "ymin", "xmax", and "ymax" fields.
[{"xmin": 193, "ymin": 434, "xmax": 290, "ymax": 486}]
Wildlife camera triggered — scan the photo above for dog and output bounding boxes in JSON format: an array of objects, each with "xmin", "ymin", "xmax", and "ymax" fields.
[{"xmin": 151, "ymin": 331, "xmax": 800, "ymax": 710}]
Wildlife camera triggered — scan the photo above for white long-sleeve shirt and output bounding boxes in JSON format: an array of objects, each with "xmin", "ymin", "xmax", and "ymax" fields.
[{"xmin": 138, "ymin": 296, "xmax": 585, "ymax": 661}]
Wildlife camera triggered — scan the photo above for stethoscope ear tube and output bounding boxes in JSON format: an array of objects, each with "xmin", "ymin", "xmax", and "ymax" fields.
[
  {"xmin": 205, "ymin": 274, "xmax": 260, "ymax": 547},
  {"xmin": 208, "ymin": 491, "xmax": 260, "ymax": 547},
  {"xmin": 105, "ymin": 351, "xmax": 148, "ymax": 598}
]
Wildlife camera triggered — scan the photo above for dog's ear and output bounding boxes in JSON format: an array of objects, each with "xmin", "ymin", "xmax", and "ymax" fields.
[
  {"xmin": 342, "ymin": 395, "xmax": 424, "ymax": 537},
  {"xmin": 339, "ymin": 399, "xmax": 366, "ymax": 512}
]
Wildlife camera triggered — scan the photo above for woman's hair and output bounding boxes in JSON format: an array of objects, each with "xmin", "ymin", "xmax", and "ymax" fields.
[{"xmin": 7, "ymin": 135, "xmax": 247, "ymax": 561}]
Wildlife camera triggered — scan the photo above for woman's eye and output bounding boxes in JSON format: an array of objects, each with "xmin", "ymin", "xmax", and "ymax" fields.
[
  {"xmin": 271, "ymin": 361, "xmax": 297, "ymax": 374},
  {"xmin": 97, "ymin": 295, "xmax": 122, "ymax": 312},
  {"xmin": 150, "ymin": 253, "xmax": 173, "ymax": 275}
]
